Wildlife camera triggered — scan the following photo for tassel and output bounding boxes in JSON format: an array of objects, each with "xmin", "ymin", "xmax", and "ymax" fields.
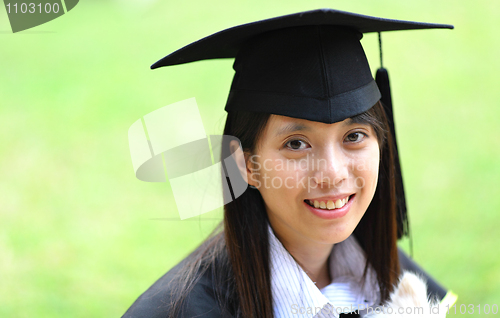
[{"xmin": 375, "ymin": 33, "xmax": 409, "ymax": 240}]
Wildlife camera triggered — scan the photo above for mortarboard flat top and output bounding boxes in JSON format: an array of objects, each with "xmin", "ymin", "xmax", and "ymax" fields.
[{"xmin": 151, "ymin": 8, "xmax": 453, "ymax": 69}]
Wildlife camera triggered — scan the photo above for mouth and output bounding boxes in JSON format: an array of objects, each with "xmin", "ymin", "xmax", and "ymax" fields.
[{"xmin": 304, "ymin": 195, "xmax": 353, "ymax": 211}]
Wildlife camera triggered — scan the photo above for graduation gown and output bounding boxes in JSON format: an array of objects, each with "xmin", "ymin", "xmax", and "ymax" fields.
[{"xmin": 121, "ymin": 245, "xmax": 450, "ymax": 318}]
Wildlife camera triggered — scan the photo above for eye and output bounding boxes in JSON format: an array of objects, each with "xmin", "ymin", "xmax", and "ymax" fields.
[
  {"xmin": 344, "ymin": 132, "xmax": 367, "ymax": 143},
  {"xmin": 284, "ymin": 139, "xmax": 309, "ymax": 150}
]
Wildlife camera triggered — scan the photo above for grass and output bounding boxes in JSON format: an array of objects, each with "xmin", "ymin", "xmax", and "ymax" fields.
[{"xmin": 0, "ymin": 0, "xmax": 499, "ymax": 316}]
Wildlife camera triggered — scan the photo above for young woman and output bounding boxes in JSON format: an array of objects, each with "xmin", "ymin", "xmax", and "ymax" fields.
[{"xmin": 123, "ymin": 9, "xmax": 454, "ymax": 318}]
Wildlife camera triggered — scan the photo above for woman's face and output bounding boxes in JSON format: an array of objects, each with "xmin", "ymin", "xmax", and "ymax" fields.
[{"xmin": 245, "ymin": 114, "xmax": 380, "ymax": 247}]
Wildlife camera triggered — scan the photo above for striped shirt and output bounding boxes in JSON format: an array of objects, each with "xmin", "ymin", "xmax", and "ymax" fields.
[{"xmin": 268, "ymin": 224, "xmax": 380, "ymax": 318}]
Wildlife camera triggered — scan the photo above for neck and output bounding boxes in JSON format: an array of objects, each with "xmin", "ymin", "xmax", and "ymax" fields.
[{"xmin": 271, "ymin": 225, "xmax": 334, "ymax": 290}]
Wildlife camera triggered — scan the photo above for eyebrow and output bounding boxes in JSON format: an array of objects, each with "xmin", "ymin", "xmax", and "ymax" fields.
[
  {"xmin": 274, "ymin": 123, "xmax": 311, "ymax": 137},
  {"xmin": 342, "ymin": 118, "xmax": 354, "ymax": 126},
  {"xmin": 274, "ymin": 118, "xmax": 356, "ymax": 137}
]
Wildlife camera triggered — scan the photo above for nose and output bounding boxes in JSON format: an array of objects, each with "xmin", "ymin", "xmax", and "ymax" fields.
[{"xmin": 311, "ymin": 145, "xmax": 349, "ymax": 188}]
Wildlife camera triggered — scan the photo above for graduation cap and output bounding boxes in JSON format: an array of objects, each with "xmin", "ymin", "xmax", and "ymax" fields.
[{"xmin": 151, "ymin": 9, "xmax": 453, "ymax": 239}]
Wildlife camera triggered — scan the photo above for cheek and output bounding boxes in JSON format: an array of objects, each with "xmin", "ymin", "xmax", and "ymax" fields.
[
  {"xmin": 253, "ymin": 158, "xmax": 309, "ymax": 217},
  {"xmin": 253, "ymin": 155, "xmax": 291, "ymax": 190},
  {"xmin": 262, "ymin": 162, "xmax": 305, "ymax": 194},
  {"xmin": 350, "ymin": 147, "xmax": 380, "ymax": 194}
]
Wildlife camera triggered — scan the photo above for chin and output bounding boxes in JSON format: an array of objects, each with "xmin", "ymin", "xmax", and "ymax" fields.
[{"xmin": 314, "ymin": 224, "xmax": 356, "ymax": 245}]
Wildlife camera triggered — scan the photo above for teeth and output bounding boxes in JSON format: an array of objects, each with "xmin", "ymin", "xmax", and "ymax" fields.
[
  {"xmin": 307, "ymin": 196, "xmax": 349, "ymax": 210},
  {"xmin": 327, "ymin": 200, "xmax": 335, "ymax": 209},
  {"xmin": 334, "ymin": 199, "xmax": 343, "ymax": 208}
]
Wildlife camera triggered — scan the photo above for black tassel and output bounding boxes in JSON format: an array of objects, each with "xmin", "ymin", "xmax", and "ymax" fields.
[{"xmin": 375, "ymin": 67, "xmax": 409, "ymax": 240}]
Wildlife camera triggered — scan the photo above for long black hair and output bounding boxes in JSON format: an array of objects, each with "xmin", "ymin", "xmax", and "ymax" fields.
[{"xmin": 167, "ymin": 100, "xmax": 400, "ymax": 317}]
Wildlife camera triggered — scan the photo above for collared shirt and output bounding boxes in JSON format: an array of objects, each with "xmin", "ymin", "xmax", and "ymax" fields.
[{"xmin": 268, "ymin": 224, "xmax": 380, "ymax": 318}]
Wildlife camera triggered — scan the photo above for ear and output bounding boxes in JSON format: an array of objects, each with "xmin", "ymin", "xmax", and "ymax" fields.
[{"xmin": 229, "ymin": 140, "xmax": 258, "ymax": 188}]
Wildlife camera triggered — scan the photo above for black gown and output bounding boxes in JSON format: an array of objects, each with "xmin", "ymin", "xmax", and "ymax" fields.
[{"xmin": 122, "ymin": 248, "xmax": 448, "ymax": 318}]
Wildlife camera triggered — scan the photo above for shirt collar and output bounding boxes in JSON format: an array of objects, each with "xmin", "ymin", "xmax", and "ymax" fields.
[{"xmin": 268, "ymin": 223, "xmax": 380, "ymax": 318}]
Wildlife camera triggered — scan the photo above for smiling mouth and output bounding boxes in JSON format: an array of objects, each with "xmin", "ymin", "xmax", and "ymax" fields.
[{"xmin": 304, "ymin": 195, "xmax": 353, "ymax": 210}]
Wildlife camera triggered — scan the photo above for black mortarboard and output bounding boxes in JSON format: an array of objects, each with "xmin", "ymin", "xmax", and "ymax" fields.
[{"xmin": 151, "ymin": 9, "xmax": 453, "ymax": 239}]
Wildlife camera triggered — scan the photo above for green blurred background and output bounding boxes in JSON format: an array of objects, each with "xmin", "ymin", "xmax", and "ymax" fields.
[{"xmin": 1, "ymin": 0, "xmax": 499, "ymax": 317}]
